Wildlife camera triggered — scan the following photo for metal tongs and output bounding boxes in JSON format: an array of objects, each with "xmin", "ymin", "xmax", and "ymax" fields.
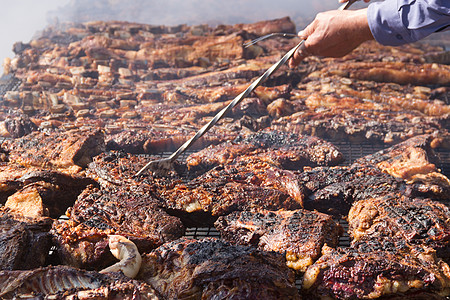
[{"xmin": 135, "ymin": 0, "xmax": 359, "ymax": 177}]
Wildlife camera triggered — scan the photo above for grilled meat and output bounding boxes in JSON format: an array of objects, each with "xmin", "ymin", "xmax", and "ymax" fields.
[
  {"xmin": 1, "ymin": 128, "xmax": 105, "ymax": 173},
  {"xmin": 51, "ymin": 185, "xmax": 184, "ymax": 270},
  {"xmin": 324, "ymin": 61, "xmax": 450, "ymax": 86},
  {"xmin": 296, "ymin": 165, "xmax": 407, "ymax": 215},
  {"xmin": 137, "ymin": 237, "xmax": 300, "ymax": 299},
  {"xmin": 215, "ymin": 209, "xmax": 342, "ymax": 272},
  {"xmin": 0, "ymin": 163, "xmax": 95, "ymax": 211},
  {"xmin": 186, "ymin": 131, "xmax": 343, "ymax": 173},
  {"xmin": 353, "ymin": 134, "xmax": 450, "ymax": 198},
  {"xmin": 348, "ymin": 194, "xmax": 450, "ymax": 261},
  {"xmin": 303, "ymin": 238, "xmax": 450, "ymax": 299},
  {"xmin": 160, "ymin": 157, "xmax": 303, "ymax": 224},
  {"xmin": 0, "ymin": 115, "xmax": 37, "ymax": 138},
  {"xmin": 0, "ymin": 265, "xmax": 160, "ymax": 299},
  {"xmin": 0, "ymin": 208, "xmax": 53, "ymax": 270}
]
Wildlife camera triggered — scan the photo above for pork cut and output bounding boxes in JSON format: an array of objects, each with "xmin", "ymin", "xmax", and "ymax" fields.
[
  {"xmin": 214, "ymin": 209, "xmax": 342, "ymax": 272},
  {"xmin": 137, "ymin": 237, "xmax": 300, "ymax": 299}
]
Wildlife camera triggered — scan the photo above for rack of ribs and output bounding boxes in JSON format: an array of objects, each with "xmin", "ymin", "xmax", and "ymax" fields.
[
  {"xmin": 0, "ymin": 208, "xmax": 53, "ymax": 270},
  {"xmin": 186, "ymin": 130, "xmax": 343, "ymax": 173},
  {"xmin": 302, "ymin": 237, "xmax": 450, "ymax": 299},
  {"xmin": 51, "ymin": 185, "xmax": 185, "ymax": 270},
  {"xmin": 0, "ymin": 265, "xmax": 160, "ymax": 299},
  {"xmin": 137, "ymin": 237, "xmax": 300, "ymax": 299},
  {"xmin": 214, "ymin": 209, "xmax": 342, "ymax": 272}
]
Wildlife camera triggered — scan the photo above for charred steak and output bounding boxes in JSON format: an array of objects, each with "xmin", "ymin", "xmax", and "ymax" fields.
[
  {"xmin": 186, "ymin": 131, "xmax": 343, "ymax": 173},
  {"xmin": 348, "ymin": 194, "xmax": 450, "ymax": 261},
  {"xmin": 302, "ymin": 238, "xmax": 450, "ymax": 299},
  {"xmin": 137, "ymin": 237, "xmax": 300, "ymax": 299},
  {"xmin": 1, "ymin": 128, "xmax": 105, "ymax": 173},
  {"xmin": 51, "ymin": 185, "xmax": 184, "ymax": 270},
  {"xmin": 0, "ymin": 208, "xmax": 53, "ymax": 270},
  {"xmin": 215, "ymin": 209, "xmax": 342, "ymax": 272}
]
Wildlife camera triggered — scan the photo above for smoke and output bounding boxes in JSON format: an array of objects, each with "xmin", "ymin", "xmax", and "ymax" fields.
[{"xmin": 48, "ymin": 0, "xmax": 348, "ymax": 27}]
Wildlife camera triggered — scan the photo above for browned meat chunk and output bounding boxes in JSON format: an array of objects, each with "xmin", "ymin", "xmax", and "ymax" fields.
[
  {"xmin": 0, "ymin": 208, "xmax": 53, "ymax": 270},
  {"xmin": 348, "ymin": 194, "xmax": 450, "ymax": 261},
  {"xmin": 160, "ymin": 158, "xmax": 303, "ymax": 224},
  {"xmin": 0, "ymin": 115, "xmax": 37, "ymax": 138},
  {"xmin": 0, "ymin": 265, "xmax": 160, "ymax": 299},
  {"xmin": 0, "ymin": 163, "xmax": 96, "ymax": 217},
  {"xmin": 137, "ymin": 237, "xmax": 300, "ymax": 299},
  {"xmin": 186, "ymin": 131, "xmax": 343, "ymax": 173},
  {"xmin": 1, "ymin": 128, "xmax": 105, "ymax": 173},
  {"xmin": 51, "ymin": 185, "xmax": 184, "ymax": 270},
  {"xmin": 296, "ymin": 165, "xmax": 407, "ymax": 215},
  {"xmin": 215, "ymin": 209, "xmax": 342, "ymax": 271},
  {"xmin": 302, "ymin": 238, "xmax": 450, "ymax": 299}
]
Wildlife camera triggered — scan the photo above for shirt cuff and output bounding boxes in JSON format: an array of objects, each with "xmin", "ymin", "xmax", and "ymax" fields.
[{"xmin": 367, "ymin": 0, "xmax": 412, "ymax": 46}]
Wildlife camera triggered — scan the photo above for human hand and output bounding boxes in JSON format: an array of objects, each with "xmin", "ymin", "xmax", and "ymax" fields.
[{"xmin": 289, "ymin": 8, "xmax": 373, "ymax": 68}]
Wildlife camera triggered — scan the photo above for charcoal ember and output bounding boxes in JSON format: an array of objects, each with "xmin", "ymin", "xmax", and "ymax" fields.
[
  {"xmin": 215, "ymin": 209, "xmax": 342, "ymax": 272},
  {"xmin": 186, "ymin": 131, "xmax": 343, "ymax": 173},
  {"xmin": 1, "ymin": 128, "xmax": 105, "ymax": 173},
  {"xmin": 348, "ymin": 194, "xmax": 450, "ymax": 261},
  {"xmin": 0, "ymin": 208, "xmax": 53, "ymax": 270},
  {"xmin": 51, "ymin": 185, "xmax": 184, "ymax": 270},
  {"xmin": 137, "ymin": 237, "xmax": 300, "ymax": 299},
  {"xmin": 0, "ymin": 265, "xmax": 161, "ymax": 299},
  {"xmin": 303, "ymin": 238, "xmax": 450, "ymax": 299}
]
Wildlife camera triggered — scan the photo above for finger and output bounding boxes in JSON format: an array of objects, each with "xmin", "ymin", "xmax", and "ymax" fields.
[{"xmin": 288, "ymin": 45, "xmax": 309, "ymax": 68}]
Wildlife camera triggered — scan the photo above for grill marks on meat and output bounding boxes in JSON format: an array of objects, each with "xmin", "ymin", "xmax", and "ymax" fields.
[
  {"xmin": 160, "ymin": 158, "xmax": 303, "ymax": 223},
  {"xmin": 354, "ymin": 134, "xmax": 450, "ymax": 198},
  {"xmin": 137, "ymin": 237, "xmax": 300, "ymax": 299},
  {"xmin": 186, "ymin": 131, "xmax": 343, "ymax": 173},
  {"xmin": 296, "ymin": 165, "xmax": 406, "ymax": 215},
  {"xmin": 348, "ymin": 195, "xmax": 450, "ymax": 261},
  {"xmin": 214, "ymin": 209, "xmax": 342, "ymax": 272},
  {"xmin": 0, "ymin": 265, "xmax": 160, "ymax": 299},
  {"xmin": 302, "ymin": 239, "xmax": 450, "ymax": 299},
  {"xmin": 1, "ymin": 128, "xmax": 105, "ymax": 173},
  {"xmin": 86, "ymin": 150, "xmax": 184, "ymax": 189},
  {"xmin": 52, "ymin": 185, "xmax": 184, "ymax": 270},
  {"xmin": 0, "ymin": 209, "xmax": 53, "ymax": 270}
]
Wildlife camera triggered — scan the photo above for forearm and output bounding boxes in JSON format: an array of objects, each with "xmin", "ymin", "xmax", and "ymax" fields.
[{"xmin": 367, "ymin": 0, "xmax": 450, "ymax": 46}]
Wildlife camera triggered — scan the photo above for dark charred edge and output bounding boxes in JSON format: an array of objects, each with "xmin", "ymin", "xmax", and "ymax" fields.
[{"xmin": 165, "ymin": 208, "xmax": 218, "ymax": 227}]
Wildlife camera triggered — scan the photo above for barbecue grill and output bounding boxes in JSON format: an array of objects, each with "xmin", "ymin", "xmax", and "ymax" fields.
[{"xmin": 0, "ymin": 12, "xmax": 449, "ymax": 299}]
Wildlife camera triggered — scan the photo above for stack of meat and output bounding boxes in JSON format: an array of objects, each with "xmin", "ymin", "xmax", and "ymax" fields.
[{"xmin": 0, "ymin": 16, "xmax": 449, "ymax": 299}]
